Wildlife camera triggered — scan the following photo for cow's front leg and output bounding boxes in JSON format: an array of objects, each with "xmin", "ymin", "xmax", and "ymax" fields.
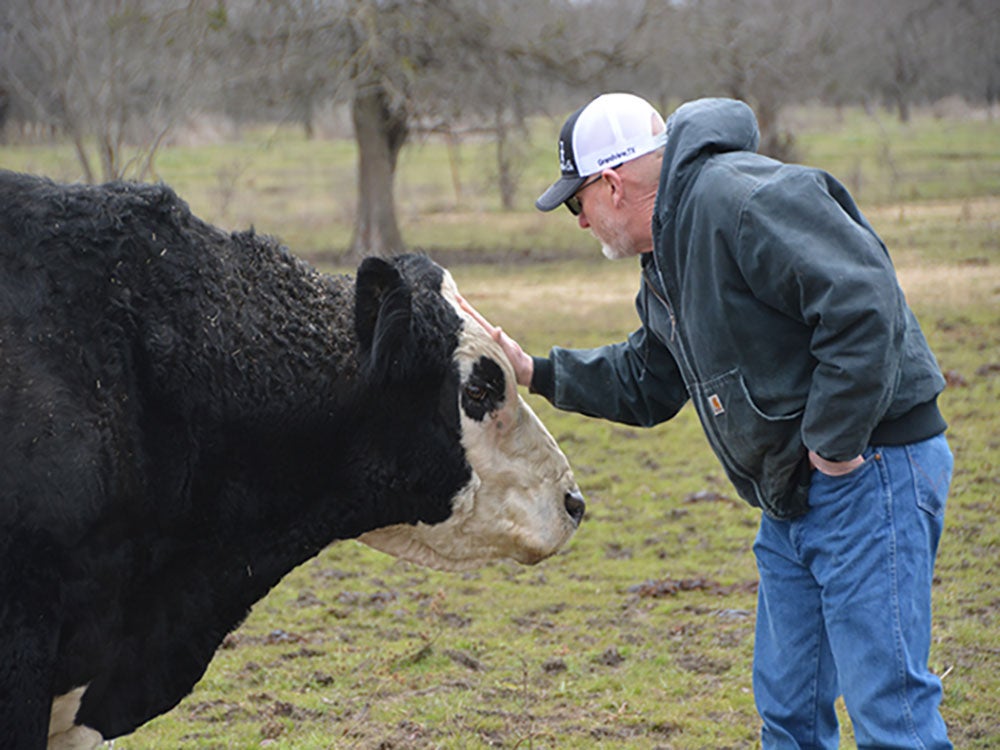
[
  {"xmin": 48, "ymin": 725, "xmax": 105, "ymax": 750},
  {"xmin": 0, "ymin": 571, "xmax": 60, "ymax": 750},
  {"xmin": 49, "ymin": 687, "xmax": 105, "ymax": 750}
]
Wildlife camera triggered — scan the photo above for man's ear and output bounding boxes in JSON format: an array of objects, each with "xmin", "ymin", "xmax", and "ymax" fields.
[
  {"xmin": 355, "ymin": 257, "xmax": 413, "ymax": 382},
  {"xmin": 605, "ymin": 167, "xmax": 626, "ymax": 208}
]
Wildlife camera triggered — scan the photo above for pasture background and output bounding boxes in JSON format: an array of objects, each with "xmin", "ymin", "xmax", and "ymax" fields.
[{"xmin": 2, "ymin": 106, "xmax": 998, "ymax": 748}]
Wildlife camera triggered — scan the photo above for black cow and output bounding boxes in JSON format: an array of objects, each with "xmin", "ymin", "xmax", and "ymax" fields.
[{"xmin": 0, "ymin": 171, "xmax": 584, "ymax": 749}]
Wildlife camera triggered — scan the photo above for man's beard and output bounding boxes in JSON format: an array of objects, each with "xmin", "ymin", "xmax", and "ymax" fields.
[
  {"xmin": 601, "ymin": 240, "xmax": 630, "ymax": 261},
  {"xmin": 594, "ymin": 214, "xmax": 636, "ymax": 260}
]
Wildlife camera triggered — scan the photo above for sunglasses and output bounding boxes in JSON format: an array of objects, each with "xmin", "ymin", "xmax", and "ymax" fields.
[
  {"xmin": 564, "ymin": 165, "xmax": 620, "ymax": 216},
  {"xmin": 564, "ymin": 174, "xmax": 603, "ymax": 216}
]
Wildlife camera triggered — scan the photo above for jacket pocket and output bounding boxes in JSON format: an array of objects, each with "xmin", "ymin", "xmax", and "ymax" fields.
[{"xmin": 691, "ymin": 369, "xmax": 808, "ymax": 518}]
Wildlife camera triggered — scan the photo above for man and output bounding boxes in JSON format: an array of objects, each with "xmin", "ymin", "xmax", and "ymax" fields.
[{"xmin": 463, "ymin": 93, "xmax": 953, "ymax": 748}]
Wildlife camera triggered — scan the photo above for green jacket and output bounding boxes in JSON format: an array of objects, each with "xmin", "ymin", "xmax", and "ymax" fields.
[{"xmin": 532, "ymin": 98, "xmax": 946, "ymax": 518}]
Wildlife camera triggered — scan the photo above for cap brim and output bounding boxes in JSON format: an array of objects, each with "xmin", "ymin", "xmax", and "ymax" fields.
[{"xmin": 535, "ymin": 175, "xmax": 587, "ymax": 212}]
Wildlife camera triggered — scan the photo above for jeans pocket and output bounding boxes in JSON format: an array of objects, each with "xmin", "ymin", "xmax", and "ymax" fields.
[
  {"xmin": 808, "ymin": 448, "xmax": 880, "ymax": 512},
  {"xmin": 903, "ymin": 435, "xmax": 953, "ymax": 518}
]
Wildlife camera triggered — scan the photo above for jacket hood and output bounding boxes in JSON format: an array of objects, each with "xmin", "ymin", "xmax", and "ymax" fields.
[{"xmin": 658, "ymin": 98, "xmax": 760, "ymax": 215}]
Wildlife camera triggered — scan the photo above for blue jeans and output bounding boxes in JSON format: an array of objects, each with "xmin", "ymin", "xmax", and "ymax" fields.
[{"xmin": 753, "ymin": 434, "xmax": 953, "ymax": 749}]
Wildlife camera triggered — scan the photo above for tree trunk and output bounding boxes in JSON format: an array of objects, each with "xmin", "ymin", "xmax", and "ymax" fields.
[
  {"xmin": 495, "ymin": 104, "xmax": 516, "ymax": 211},
  {"xmin": 754, "ymin": 99, "xmax": 796, "ymax": 163},
  {"xmin": 348, "ymin": 85, "xmax": 408, "ymax": 260}
]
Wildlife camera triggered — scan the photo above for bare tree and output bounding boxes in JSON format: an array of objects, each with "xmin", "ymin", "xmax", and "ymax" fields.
[
  {"xmin": 219, "ymin": 0, "xmax": 348, "ymax": 138},
  {"xmin": 312, "ymin": 0, "xmax": 560, "ymax": 258},
  {"xmin": 217, "ymin": 1, "xmax": 499, "ymax": 257},
  {"xmin": 226, "ymin": 0, "xmax": 494, "ymax": 259},
  {"xmin": 824, "ymin": 0, "xmax": 978, "ymax": 121},
  {"xmin": 434, "ymin": 0, "xmax": 610, "ymax": 212},
  {"xmin": 949, "ymin": 0, "xmax": 1000, "ymax": 114},
  {"xmin": 337, "ymin": 0, "xmax": 659, "ymax": 250},
  {"xmin": 877, "ymin": 0, "xmax": 944, "ymax": 122},
  {"xmin": 475, "ymin": 0, "xmax": 657, "ymax": 209},
  {"xmin": 637, "ymin": 0, "xmax": 837, "ymax": 160},
  {"xmin": 0, "ymin": 0, "xmax": 222, "ymax": 182}
]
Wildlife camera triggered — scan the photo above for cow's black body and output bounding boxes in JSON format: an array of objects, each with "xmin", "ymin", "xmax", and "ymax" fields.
[{"xmin": 0, "ymin": 171, "xmax": 472, "ymax": 744}]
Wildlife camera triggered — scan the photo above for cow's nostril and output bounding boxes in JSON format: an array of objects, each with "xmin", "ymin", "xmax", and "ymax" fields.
[{"xmin": 564, "ymin": 490, "xmax": 586, "ymax": 526}]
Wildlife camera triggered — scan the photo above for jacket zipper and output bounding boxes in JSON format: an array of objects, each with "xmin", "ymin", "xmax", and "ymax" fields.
[
  {"xmin": 642, "ymin": 266, "xmax": 677, "ymax": 343},
  {"xmin": 644, "ymin": 264, "xmax": 764, "ymax": 506}
]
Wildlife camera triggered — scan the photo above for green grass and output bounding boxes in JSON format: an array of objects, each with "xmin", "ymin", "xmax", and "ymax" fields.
[
  {"xmin": 2, "ymin": 106, "xmax": 998, "ymax": 748},
  {"xmin": 108, "ymin": 242, "xmax": 998, "ymax": 749},
  {"xmin": 792, "ymin": 107, "xmax": 1000, "ymax": 204},
  {"xmin": 2, "ymin": 104, "xmax": 997, "ymax": 262}
]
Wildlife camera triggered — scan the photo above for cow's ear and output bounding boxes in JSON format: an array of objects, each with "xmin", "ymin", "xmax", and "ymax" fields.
[{"xmin": 355, "ymin": 256, "xmax": 413, "ymax": 381}]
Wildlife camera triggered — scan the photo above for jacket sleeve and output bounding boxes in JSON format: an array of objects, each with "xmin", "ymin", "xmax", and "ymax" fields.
[
  {"xmin": 530, "ymin": 322, "xmax": 689, "ymax": 428},
  {"xmin": 735, "ymin": 168, "xmax": 907, "ymax": 461}
]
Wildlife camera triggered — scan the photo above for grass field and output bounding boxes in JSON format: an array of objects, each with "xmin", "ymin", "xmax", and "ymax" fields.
[{"xmin": 2, "ymin": 105, "xmax": 998, "ymax": 748}]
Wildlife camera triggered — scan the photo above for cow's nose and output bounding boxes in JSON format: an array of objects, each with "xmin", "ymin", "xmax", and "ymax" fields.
[{"xmin": 564, "ymin": 489, "xmax": 586, "ymax": 526}]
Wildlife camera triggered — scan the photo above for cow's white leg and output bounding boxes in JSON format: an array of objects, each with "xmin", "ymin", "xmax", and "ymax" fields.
[
  {"xmin": 47, "ymin": 726, "xmax": 104, "ymax": 750},
  {"xmin": 49, "ymin": 686, "xmax": 104, "ymax": 750},
  {"xmin": 50, "ymin": 686, "xmax": 87, "ymax": 735}
]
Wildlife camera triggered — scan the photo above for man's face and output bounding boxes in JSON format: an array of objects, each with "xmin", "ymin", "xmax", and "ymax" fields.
[
  {"xmin": 584, "ymin": 192, "xmax": 640, "ymax": 260},
  {"xmin": 568, "ymin": 168, "xmax": 644, "ymax": 261}
]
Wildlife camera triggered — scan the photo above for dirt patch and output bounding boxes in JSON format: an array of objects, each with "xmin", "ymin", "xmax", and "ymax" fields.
[{"xmin": 628, "ymin": 578, "xmax": 759, "ymax": 599}]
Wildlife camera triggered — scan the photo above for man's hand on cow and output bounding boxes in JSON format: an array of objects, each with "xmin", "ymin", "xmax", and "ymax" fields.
[{"xmin": 457, "ymin": 294, "xmax": 535, "ymax": 388}]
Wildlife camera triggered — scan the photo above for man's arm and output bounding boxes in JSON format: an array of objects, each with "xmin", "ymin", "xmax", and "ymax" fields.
[
  {"xmin": 736, "ymin": 170, "xmax": 907, "ymax": 467},
  {"xmin": 458, "ymin": 294, "xmax": 687, "ymax": 427}
]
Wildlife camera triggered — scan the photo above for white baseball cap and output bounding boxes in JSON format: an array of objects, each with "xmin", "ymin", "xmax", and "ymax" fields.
[{"xmin": 536, "ymin": 92, "xmax": 667, "ymax": 212}]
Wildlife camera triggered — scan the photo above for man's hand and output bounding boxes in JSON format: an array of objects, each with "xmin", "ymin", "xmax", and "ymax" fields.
[
  {"xmin": 457, "ymin": 294, "xmax": 534, "ymax": 388},
  {"xmin": 808, "ymin": 450, "xmax": 865, "ymax": 477}
]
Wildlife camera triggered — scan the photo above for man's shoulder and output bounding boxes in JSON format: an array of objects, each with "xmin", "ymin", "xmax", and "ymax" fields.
[
  {"xmin": 702, "ymin": 150, "xmax": 788, "ymax": 185},
  {"xmin": 683, "ymin": 152, "xmax": 777, "ymax": 214}
]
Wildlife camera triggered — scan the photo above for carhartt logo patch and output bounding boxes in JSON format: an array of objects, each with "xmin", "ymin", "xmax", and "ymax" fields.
[{"xmin": 708, "ymin": 393, "xmax": 725, "ymax": 416}]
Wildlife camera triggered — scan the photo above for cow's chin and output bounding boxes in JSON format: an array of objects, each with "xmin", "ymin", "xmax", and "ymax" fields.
[
  {"xmin": 357, "ymin": 523, "xmax": 560, "ymax": 571},
  {"xmin": 357, "ymin": 480, "xmax": 576, "ymax": 572},
  {"xmin": 357, "ymin": 526, "xmax": 494, "ymax": 572}
]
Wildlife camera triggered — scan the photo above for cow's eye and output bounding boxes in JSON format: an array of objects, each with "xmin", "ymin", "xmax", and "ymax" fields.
[
  {"xmin": 461, "ymin": 357, "xmax": 506, "ymax": 422},
  {"xmin": 464, "ymin": 383, "xmax": 487, "ymax": 402}
]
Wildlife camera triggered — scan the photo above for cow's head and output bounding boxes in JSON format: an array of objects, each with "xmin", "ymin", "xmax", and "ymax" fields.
[{"xmin": 351, "ymin": 255, "xmax": 583, "ymax": 571}]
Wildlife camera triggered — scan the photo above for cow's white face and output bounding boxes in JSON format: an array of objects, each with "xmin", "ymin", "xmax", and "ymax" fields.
[{"xmin": 358, "ymin": 271, "xmax": 583, "ymax": 571}]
